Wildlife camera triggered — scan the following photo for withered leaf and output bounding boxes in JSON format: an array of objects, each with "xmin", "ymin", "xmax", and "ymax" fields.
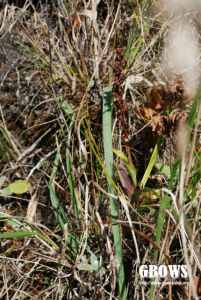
[
  {"xmin": 134, "ymin": 105, "xmax": 157, "ymax": 120},
  {"xmin": 151, "ymin": 115, "xmax": 168, "ymax": 134},
  {"xmin": 146, "ymin": 82, "xmax": 167, "ymax": 111},
  {"xmin": 169, "ymin": 110, "xmax": 188, "ymax": 124},
  {"xmin": 116, "ymin": 167, "xmax": 135, "ymax": 199}
]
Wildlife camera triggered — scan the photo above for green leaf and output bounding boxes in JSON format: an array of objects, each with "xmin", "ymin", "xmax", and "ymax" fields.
[
  {"xmin": 61, "ymin": 100, "xmax": 73, "ymax": 115},
  {"xmin": 99, "ymin": 266, "xmax": 107, "ymax": 276},
  {"xmin": 78, "ymin": 262, "xmax": 94, "ymax": 272},
  {"xmin": 90, "ymin": 253, "xmax": 100, "ymax": 271},
  {"xmin": 155, "ymin": 163, "xmax": 171, "ymax": 177},
  {"xmin": 168, "ymin": 160, "xmax": 180, "ymax": 189},
  {"xmin": 0, "ymin": 187, "xmax": 13, "ymax": 196},
  {"xmin": 113, "ymin": 148, "xmax": 129, "ymax": 164},
  {"xmin": 113, "ymin": 148, "xmax": 137, "ymax": 187},
  {"xmin": 78, "ymin": 256, "xmax": 93, "ymax": 272},
  {"xmin": 78, "ymin": 254, "xmax": 106, "ymax": 275},
  {"xmin": 140, "ymin": 205, "xmax": 156, "ymax": 215},
  {"xmin": 0, "ymin": 176, "xmax": 6, "ymax": 188},
  {"xmin": 8, "ymin": 180, "xmax": 29, "ymax": 194}
]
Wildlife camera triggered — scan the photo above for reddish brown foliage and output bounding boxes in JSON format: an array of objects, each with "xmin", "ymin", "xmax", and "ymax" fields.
[{"xmin": 135, "ymin": 79, "xmax": 189, "ymax": 134}]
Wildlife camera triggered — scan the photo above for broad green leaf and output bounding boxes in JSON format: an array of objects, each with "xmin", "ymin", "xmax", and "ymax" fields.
[
  {"xmin": 99, "ymin": 266, "xmax": 106, "ymax": 276},
  {"xmin": 78, "ymin": 262, "xmax": 93, "ymax": 272},
  {"xmin": 126, "ymin": 163, "xmax": 137, "ymax": 188},
  {"xmin": 8, "ymin": 180, "xmax": 29, "ymax": 194},
  {"xmin": 155, "ymin": 163, "xmax": 171, "ymax": 177},
  {"xmin": 90, "ymin": 253, "xmax": 100, "ymax": 271},
  {"xmin": 78, "ymin": 256, "xmax": 93, "ymax": 272},
  {"xmin": 78, "ymin": 254, "xmax": 106, "ymax": 275}
]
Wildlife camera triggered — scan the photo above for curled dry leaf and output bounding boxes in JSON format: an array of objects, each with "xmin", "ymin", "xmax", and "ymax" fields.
[
  {"xmin": 169, "ymin": 110, "xmax": 188, "ymax": 124},
  {"xmin": 146, "ymin": 79, "xmax": 185, "ymax": 112},
  {"xmin": 134, "ymin": 77, "xmax": 189, "ymax": 134},
  {"xmin": 146, "ymin": 82, "xmax": 167, "ymax": 111},
  {"xmin": 151, "ymin": 115, "xmax": 168, "ymax": 134},
  {"xmin": 134, "ymin": 105, "xmax": 157, "ymax": 120}
]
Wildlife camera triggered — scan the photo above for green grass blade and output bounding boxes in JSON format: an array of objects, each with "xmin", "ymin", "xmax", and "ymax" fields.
[
  {"xmin": 140, "ymin": 135, "xmax": 163, "ymax": 189},
  {"xmin": 50, "ymin": 143, "xmax": 60, "ymax": 182},
  {"xmin": 128, "ymin": 0, "xmax": 140, "ymax": 29},
  {"xmin": 47, "ymin": 146, "xmax": 79, "ymax": 254},
  {"xmin": 125, "ymin": 29, "xmax": 148, "ymax": 72},
  {"xmin": 47, "ymin": 181, "xmax": 79, "ymax": 254},
  {"xmin": 66, "ymin": 118, "xmax": 79, "ymax": 223},
  {"xmin": 168, "ymin": 159, "xmax": 180, "ymax": 190},
  {"xmin": 149, "ymin": 194, "xmax": 171, "ymax": 300},
  {"xmin": 125, "ymin": 0, "xmax": 149, "ymax": 60},
  {"xmin": 0, "ymin": 231, "xmax": 38, "ymax": 238},
  {"xmin": 25, "ymin": 223, "xmax": 60, "ymax": 251},
  {"xmin": 0, "ymin": 213, "xmax": 24, "ymax": 228},
  {"xmin": 47, "ymin": 181, "xmax": 67, "ymax": 230},
  {"xmin": 124, "ymin": 24, "xmax": 138, "ymax": 61},
  {"xmin": 187, "ymin": 80, "xmax": 201, "ymax": 131},
  {"xmin": 0, "ymin": 125, "xmax": 17, "ymax": 161},
  {"xmin": 103, "ymin": 87, "xmax": 127, "ymax": 300},
  {"xmin": 0, "ymin": 213, "xmax": 60, "ymax": 251},
  {"xmin": 153, "ymin": 195, "xmax": 171, "ymax": 262}
]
